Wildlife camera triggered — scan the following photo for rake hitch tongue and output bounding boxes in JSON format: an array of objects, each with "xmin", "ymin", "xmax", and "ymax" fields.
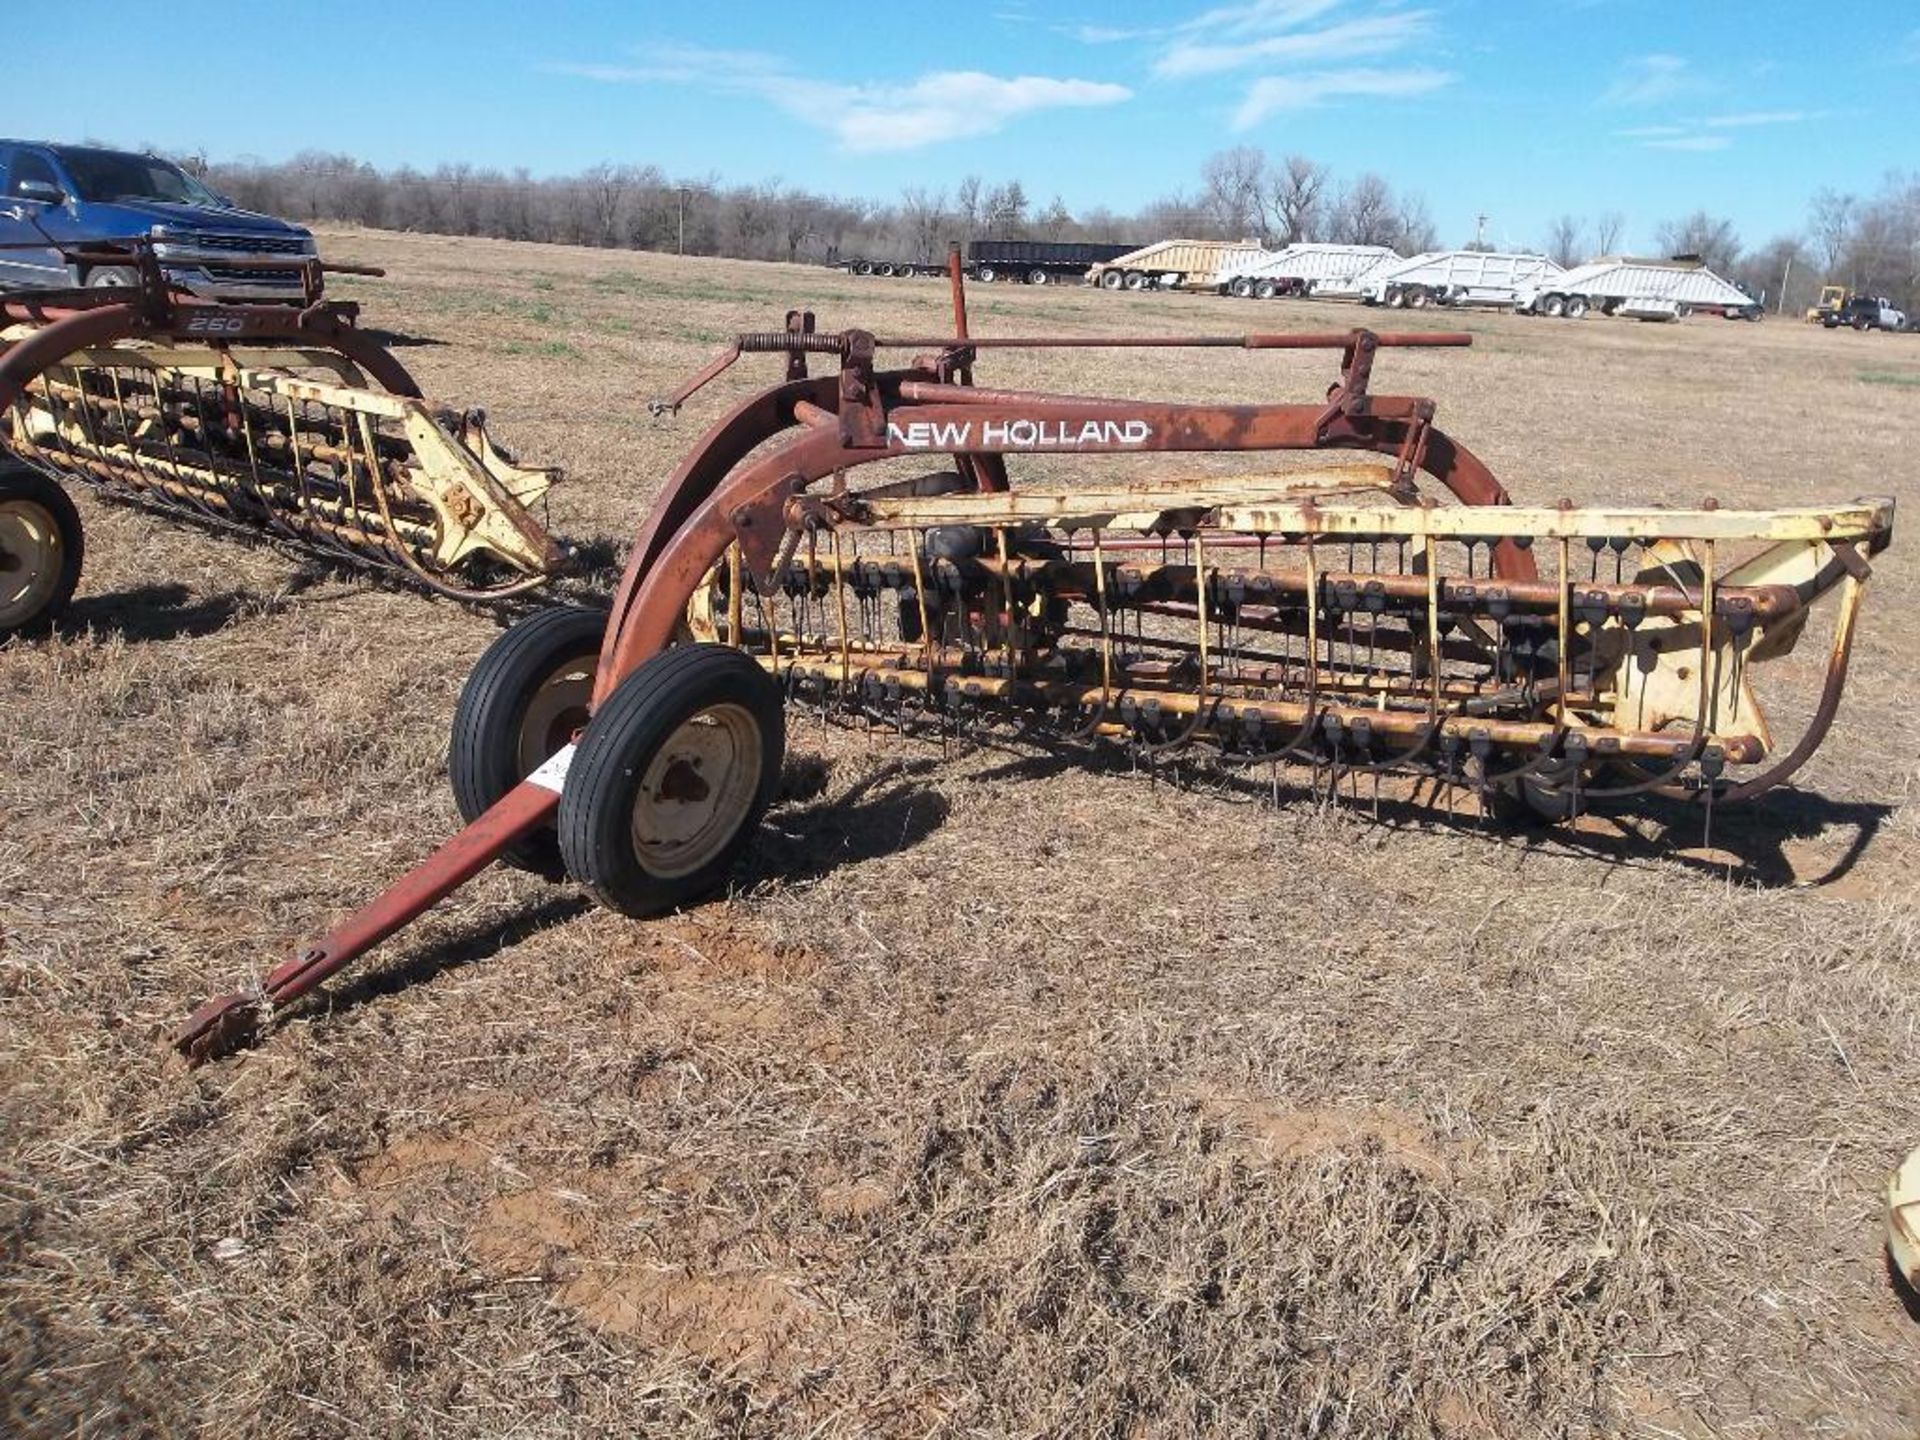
[{"xmin": 171, "ymin": 776, "xmax": 564, "ymax": 1065}]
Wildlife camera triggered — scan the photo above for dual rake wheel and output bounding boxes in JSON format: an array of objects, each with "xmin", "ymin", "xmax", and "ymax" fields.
[{"xmin": 452, "ymin": 613, "xmax": 783, "ymax": 915}]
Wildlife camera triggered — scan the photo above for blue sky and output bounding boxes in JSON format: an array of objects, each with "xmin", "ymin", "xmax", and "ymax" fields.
[{"xmin": 12, "ymin": 0, "xmax": 1917, "ymax": 252}]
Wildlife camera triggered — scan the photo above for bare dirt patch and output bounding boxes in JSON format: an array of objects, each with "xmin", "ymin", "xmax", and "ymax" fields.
[{"xmin": 4, "ymin": 228, "xmax": 1920, "ymax": 1436}]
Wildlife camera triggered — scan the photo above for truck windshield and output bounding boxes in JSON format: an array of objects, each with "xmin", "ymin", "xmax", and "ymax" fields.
[{"xmin": 57, "ymin": 149, "xmax": 223, "ymax": 208}]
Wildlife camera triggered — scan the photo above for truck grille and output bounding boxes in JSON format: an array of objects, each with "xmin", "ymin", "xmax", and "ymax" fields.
[
  {"xmin": 204, "ymin": 265, "xmax": 303, "ymax": 285},
  {"xmin": 186, "ymin": 233, "xmax": 311, "ymax": 255}
]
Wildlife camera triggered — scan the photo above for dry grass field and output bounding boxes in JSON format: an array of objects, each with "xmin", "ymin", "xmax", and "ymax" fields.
[{"xmin": 4, "ymin": 227, "xmax": 1920, "ymax": 1437}]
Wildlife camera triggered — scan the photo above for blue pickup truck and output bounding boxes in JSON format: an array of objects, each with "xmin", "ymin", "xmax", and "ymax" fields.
[{"xmin": 0, "ymin": 140, "xmax": 316, "ymax": 301}]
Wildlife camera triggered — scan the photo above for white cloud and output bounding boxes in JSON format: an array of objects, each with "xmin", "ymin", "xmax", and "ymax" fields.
[
  {"xmin": 1178, "ymin": 0, "xmax": 1343, "ymax": 40},
  {"xmin": 1641, "ymin": 134, "xmax": 1732, "ymax": 152},
  {"xmin": 1233, "ymin": 67, "xmax": 1454, "ymax": 128},
  {"xmin": 1703, "ymin": 110, "xmax": 1809, "ymax": 128},
  {"xmin": 546, "ymin": 46, "xmax": 1131, "ymax": 153},
  {"xmin": 835, "ymin": 73, "xmax": 1134, "ymax": 152},
  {"xmin": 1156, "ymin": 11, "xmax": 1436, "ymax": 79},
  {"xmin": 1072, "ymin": 22, "xmax": 1162, "ymax": 42},
  {"xmin": 1115, "ymin": 0, "xmax": 1450, "ymax": 126},
  {"xmin": 1602, "ymin": 53, "xmax": 1702, "ymax": 105},
  {"xmin": 1615, "ymin": 124, "xmax": 1686, "ymax": 139}
]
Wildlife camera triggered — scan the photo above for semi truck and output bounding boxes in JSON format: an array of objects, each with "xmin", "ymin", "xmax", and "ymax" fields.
[
  {"xmin": 965, "ymin": 239, "xmax": 1136, "ymax": 285},
  {"xmin": 841, "ymin": 240, "xmax": 1137, "ymax": 284},
  {"xmin": 1517, "ymin": 257, "xmax": 1762, "ymax": 321},
  {"xmin": 1351, "ymin": 250, "xmax": 1564, "ymax": 309},
  {"xmin": 1088, "ymin": 239, "xmax": 1270, "ymax": 292},
  {"xmin": 1215, "ymin": 243, "xmax": 1398, "ymax": 299}
]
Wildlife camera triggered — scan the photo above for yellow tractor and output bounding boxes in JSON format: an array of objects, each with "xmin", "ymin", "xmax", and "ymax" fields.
[{"xmin": 1806, "ymin": 283, "xmax": 1849, "ymax": 323}]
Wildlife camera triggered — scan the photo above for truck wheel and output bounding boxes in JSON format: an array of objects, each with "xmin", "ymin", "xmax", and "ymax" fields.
[
  {"xmin": 1123, "ymin": 270, "xmax": 1147, "ymax": 291},
  {"xmin": 1026, "ymin": 268, "xmax": 1048, "ymax": 285},
  {"xmin": 1253, "ymin": 280, "xmax": 1276, "ymax": 300},
  {"xmin": 450, "ymin": 606, "xmax": 608, "ymax": 877},
  {"xmin": 1565, "ymin": 296, "xmax": 1589, "ymax": 319},
  {"xmin": 976, "ymin": 265, "xmax": 997, "ymax": 283},
  {"xmin": 0, "ymin": 462, "xmax": 83, "ymax": 640},
  {"xmin": 1539, "ymin": 293, "xmax": 1567, "ymax": 318},
  {"xmin": 1229, "ymin": 278, "xmax": 1253, "ymax": 299},
  {"xmin": 1099, "ymin": 270, "xmax": 1123, "ymax": 290},
  {"xmin": 85, "ymin": 265, "xmax": 140, "ymax": 289},
  {"xmin": 1405, "ymin": 286, "xmax": 1430, "ymax": 309},
  {"xmin": 558, "ymin": 644, "xmax": 785, "ymax": 917}
]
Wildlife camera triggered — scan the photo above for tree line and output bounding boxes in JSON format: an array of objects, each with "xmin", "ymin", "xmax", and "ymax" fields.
[{"xmin": 179, "ymin": 146, "xmax": 1918, "ymax": 314}]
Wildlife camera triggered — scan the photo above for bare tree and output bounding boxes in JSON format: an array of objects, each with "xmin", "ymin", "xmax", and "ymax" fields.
[
  {"xmin": 437, "ymin": 163, "xmax": 477, "ymax": 236},
  {"xmin": 1201, "ymin": 146, "xmax": 1266, "ymax": 240},
  {"xmin": 730, "ymin": 182, "xmax": 780, "ymax": 260},
  {"xmin": 1036, "ymin": 196, "xmax": 1073, "ymax": 240},
  {"xmin": 983, "ymin": 180, "xmax": 1028, "ymax": 239},
  {"xmin": 1544, "ymin": 214, "xmax": 1586, "ymax": 268},
  {"xmin": 1809, "ymin": 188, "xmax": 1857, "ymax": 278},
  {"xmin": 1736, "ymin": 235, "xmax": 1812, "ymax": 316},
  {"xmin": 1594, "ymin": 211, "xmax": 1625, "ymax": 256},
  {"xmin": 779, "ymin": 187, "xmax": 821, "ymax": 263},
  {"xmin": 1394, "ymin": 193, "xmax": 1438, "ymax": 254},
  {"xmin": 899, "ymin": 187, "xmax": 950, "ymax": 263},
  {"xmin": 1264, "ymin": 154, "xmax": 1328, "ymax": 244},
  {"xmin": 583, "ymin": 163, "xmax": 631, "ymax": 248},
  {"xmin": 1331, "ymin": 174, "xmax": 1397, "ymax": 247},
  {"xmin": 1135, "ymin": 190, "xmax": 1212, "ymax": 238},
  {"xmin": 1655, "ymin": 211, "xmax": 1741, "ymax": 273},
  {"xmin": 954, "ymin": 175, "xmax": 984, "ymax": 237}
]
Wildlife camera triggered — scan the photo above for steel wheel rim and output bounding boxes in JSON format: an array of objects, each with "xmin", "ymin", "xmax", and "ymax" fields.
[
  {"xmin": 629, "ymin": 702, "xmax": 762, "ymax": 879},
  {"xmin": 516, "ymin": 660, "xmax": 596, "ymax": 775},
  {"xmin": 0, "ymin": 499, "xmax": 65, "ymax": 629}
]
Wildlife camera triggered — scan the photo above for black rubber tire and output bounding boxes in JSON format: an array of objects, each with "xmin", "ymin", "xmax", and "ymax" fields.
[
  {"xmin": 0, "ymin": 460, "xmax": 83, "ymax": 639},
  {"xmin": 1100, "ymin": 269, "xmax": 1123, "ymax": 290},
  {"xmin": 558, "ymin": 644, "xmax": 785, "ymax": 917},
  {"xmin": 1254, "ymin": 279, "xmax": 1277, "ymax": 300},
  {"xmin": 84, "ymin": 265, "xmax": 140, "ymax": 289},
  {"xmin": 976, "ymin": 265, "xmax": 997, "ymax": 283},
  {"xmin": 1027, "ymin": 268, "xmax": 1048, "ymax": 286},
  {"xmin": 1565, "ymin": 295, "xmax": 1589, "ymax": 319},
  {"xmin": 449, "ymin": 606, "xmax": 607, "ymax": 876}
]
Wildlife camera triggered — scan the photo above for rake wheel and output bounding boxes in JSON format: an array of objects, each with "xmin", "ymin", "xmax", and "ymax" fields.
[
  {"xmin": 450, "ymin": 606, "xmax": 607, "ymax": 876},
  {"xmin": 0, "ymin": 461, "xmax": 83, "ymax": 639},
  {"xmin": 558, "ymin": 644, "xmax": 785, "ymax": 917}
]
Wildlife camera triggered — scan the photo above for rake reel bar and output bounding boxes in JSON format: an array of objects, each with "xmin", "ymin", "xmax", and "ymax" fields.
[{"xmin": 171, "ymin": 256, "xmax": 1894, "ymax": 1063}]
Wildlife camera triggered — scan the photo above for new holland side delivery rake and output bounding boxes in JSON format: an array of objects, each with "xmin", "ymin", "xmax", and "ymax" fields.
[
  {"xmin": 0, "ymin": 243, "xmax": 567, "ymax": 628},
  {"xmin": 0, "ymin": 249, "xmax": 1893, "ymax": 1061}
]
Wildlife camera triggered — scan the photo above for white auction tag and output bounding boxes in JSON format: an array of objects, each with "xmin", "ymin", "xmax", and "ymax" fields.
[{"xmin": 526, "ymin": 743, "xmax": 577, "ymax": 795}]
